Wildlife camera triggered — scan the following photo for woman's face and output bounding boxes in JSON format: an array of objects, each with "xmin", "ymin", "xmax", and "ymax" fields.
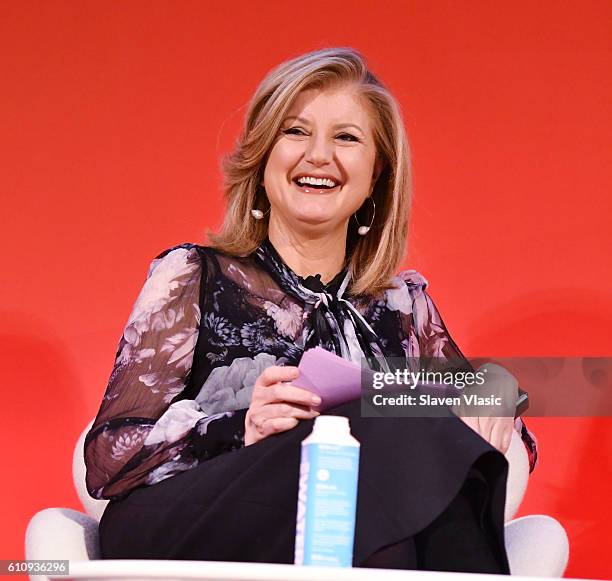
[{"xmin": 262, "ymin": 85, "xmax": 382, "ymax": 235}]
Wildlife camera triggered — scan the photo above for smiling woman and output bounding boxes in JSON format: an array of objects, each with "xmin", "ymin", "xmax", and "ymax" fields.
[
  {"xmin": 87, "ymin": 46, "xmax": 537, "ymax": 573},
  {"xmin": 262, "ymin": 86, "xmax": 382, "ymax": 257},
  {"xmin": 207, "ymin": 48, "xmax": 411, "ymax": 297}
]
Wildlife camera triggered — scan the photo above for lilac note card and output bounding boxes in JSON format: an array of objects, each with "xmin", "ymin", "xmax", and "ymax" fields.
[{"xmin": 293, "ymin": 347, "xmax": 374, "ymax": 411}]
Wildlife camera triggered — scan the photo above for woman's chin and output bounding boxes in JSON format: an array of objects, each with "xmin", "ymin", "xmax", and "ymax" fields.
[{"xmin": 290, "ymin": 212, "xmax": 337, "ymax": 229}]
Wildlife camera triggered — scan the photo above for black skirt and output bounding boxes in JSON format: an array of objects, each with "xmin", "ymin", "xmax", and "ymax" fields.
[{"xmin": 98, "ymin": 400, "xmax": 510, "ymax": 573}]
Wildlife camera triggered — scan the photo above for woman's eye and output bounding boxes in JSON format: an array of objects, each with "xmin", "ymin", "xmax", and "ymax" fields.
[
  {"xmin": 337, "ymin": 133, "xmax": 359, "ymax": 142},
  {"xmin": 281, "ymin": 128, "xmax": 359, "ymax": 142},
  {"xmin": 282, "ymin": 127, "xmax": 306, "ymax": 136}
]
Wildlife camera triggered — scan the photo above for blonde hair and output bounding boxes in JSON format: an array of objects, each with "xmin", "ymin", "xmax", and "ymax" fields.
[{"xmin": 206, "ymin": 46, "xmax": 413, "ymax": 298}]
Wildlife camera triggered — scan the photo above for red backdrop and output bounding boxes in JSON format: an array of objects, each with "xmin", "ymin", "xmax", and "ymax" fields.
[{"xmin": 1, "ymin": 1, "xmax": 611, "ymax": 579}]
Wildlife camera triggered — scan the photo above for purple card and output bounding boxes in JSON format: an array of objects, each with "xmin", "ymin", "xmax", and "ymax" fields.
[
  {"xmin": 292, "ymin": 347, "xmax": 465, "ymax": 412},
  {"xmin": 292, "ymin": 347, "xmax": 374, "ymax": 411}
]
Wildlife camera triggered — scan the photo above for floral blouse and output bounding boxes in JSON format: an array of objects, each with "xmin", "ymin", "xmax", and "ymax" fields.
[{"xmin": 84, "ymin": 241, "xmax": 538, "ymax": 501}]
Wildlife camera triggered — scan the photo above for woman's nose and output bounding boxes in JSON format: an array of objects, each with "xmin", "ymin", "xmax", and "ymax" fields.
[{"xmin": 304, "ymin": 134, "xmax": 334, "ymax": 165}]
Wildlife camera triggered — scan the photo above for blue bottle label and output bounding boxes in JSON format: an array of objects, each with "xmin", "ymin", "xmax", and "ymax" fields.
[{"xmin": 294, "ymin": 442, "xmax": 360, "ymax": 567}]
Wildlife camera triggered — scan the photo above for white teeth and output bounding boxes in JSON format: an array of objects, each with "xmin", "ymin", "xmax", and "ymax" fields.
[{"xmin": 296, "ymin": 176, "xmax": 338, "ymax": 188}]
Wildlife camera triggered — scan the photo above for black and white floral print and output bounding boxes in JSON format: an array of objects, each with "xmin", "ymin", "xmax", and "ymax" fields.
[{"xmin": 85, "ymin": 239, "xmax": 538, "ymax": 501}]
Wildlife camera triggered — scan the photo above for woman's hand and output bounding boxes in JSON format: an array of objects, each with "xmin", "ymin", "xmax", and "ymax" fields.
[
  {"xmin": 244, "ymin": 365, "xmax": 321, "ymax": 446},
  {"xmin": 459, "ymin": 416, "xmax": 515, "ymax": 455},
  {"xmin": 454, "ymin": 363, "xmax": 518, "ymax": 455}
]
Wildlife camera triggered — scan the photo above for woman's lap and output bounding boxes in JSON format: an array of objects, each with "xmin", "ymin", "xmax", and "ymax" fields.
[{"xmin": 99, "ymin": 400, "xmax": 509, "ymax": 572}]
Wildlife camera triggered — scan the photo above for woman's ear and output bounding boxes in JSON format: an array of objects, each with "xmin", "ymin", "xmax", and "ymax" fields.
[{"xmin": 372, "ymin": 156, "xmax": 383, "ymax": 185}]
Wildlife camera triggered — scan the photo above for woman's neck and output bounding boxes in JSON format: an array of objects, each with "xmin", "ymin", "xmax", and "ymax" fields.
[{"xmin": 267, "ymin": 221, "xmax": 347, "ymax": 285}]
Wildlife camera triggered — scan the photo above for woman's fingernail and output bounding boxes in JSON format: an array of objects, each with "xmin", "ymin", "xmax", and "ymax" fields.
[{"xmin": 311, "ymin": 396, "xmax": 322, "ymax": 405}]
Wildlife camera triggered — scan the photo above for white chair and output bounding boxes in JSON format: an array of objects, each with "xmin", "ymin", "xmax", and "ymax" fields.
[{"xmin": 25, "ymin": 421, "xmax": 569, "ymax": 580}]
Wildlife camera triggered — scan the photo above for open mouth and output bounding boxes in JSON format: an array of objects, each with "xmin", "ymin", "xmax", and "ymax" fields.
[{"xmin": 292, "ymin": 176, "xmax": 341, "ymax": 193}]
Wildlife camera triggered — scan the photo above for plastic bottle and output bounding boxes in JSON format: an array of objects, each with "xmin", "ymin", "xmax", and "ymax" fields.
[{"xmin": 294, "ymin": 415, "xmax": 360, "ymax": 567}]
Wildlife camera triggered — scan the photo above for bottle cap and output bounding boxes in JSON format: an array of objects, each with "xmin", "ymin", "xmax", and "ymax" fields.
[{"xmin": 312, "ymin": 415, "xmax": 350, "ymax": 434}]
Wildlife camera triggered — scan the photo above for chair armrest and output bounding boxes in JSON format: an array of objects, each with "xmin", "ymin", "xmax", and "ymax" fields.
[
  {"xmin": 25, "ymin": 507, "xmax": 101, "ymax": 570},
  {"xmin": 504, "ymin": 429, "xmax": 529, "ymax": 522},
  {"xmin": 504, "ymin": 515, "xmax": 569, "ymax": 577}
]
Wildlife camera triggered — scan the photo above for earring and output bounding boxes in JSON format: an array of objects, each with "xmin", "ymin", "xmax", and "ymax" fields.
[
  {"xmin": 251, "ymin": 184, "xmax": 270, "ymax": 220},
  {"xmin": 354, "ymin": 197, "xmax": 376, "ymax": 235},
  {"xmin": 251, "ymin": 208, "xmax": 269, "ymax": 220}
]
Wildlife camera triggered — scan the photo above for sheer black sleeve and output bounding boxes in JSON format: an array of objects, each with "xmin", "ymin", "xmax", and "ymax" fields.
[
  {"xmin": 402, "ymin": 270, "xmax": 539, "ymax": 473},
  {"xmin": 84, "ymin": 244, "xmax": 245, "ymax": 500}
]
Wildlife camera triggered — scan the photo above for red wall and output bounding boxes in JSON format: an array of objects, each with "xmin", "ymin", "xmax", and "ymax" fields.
[{"xmin": 1, "ymin": 2, "xmax": 610, "ymax": 578}]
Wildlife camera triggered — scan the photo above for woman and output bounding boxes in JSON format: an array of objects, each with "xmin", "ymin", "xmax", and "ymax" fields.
[{"xmin": 86, "ymin": 47, "xmax": 538, "ymax": 572}]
